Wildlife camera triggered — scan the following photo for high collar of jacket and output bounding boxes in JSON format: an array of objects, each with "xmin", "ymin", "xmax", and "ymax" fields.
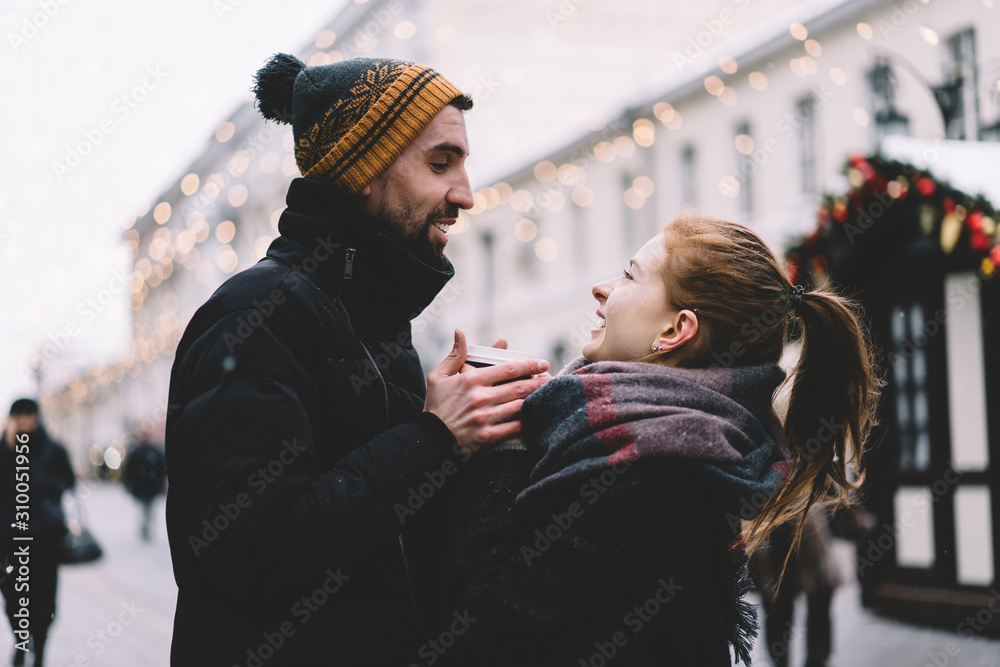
[{"xmin": 265, "ymin": 176, "xmax": 454, "ymax": 332}]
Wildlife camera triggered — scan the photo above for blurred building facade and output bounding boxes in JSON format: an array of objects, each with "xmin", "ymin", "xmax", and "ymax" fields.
[
  {"xmin": 43, "ymin": 0, "xmax": 814, "ymax": 449},
  {"xmin": 43, "ymin": 0, "xmax": 1000, "ymax": 594}
]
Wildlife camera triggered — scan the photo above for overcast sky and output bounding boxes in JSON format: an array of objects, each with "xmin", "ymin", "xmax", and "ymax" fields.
[{"xmin": 0, "ymin": 0, "xmax": 349, "ymax": 410}]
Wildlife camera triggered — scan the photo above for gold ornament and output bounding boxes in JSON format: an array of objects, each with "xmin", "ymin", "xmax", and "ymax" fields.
[{"xmin": 940, "ymin": 213, "xmax": 961, "ymax": 254}]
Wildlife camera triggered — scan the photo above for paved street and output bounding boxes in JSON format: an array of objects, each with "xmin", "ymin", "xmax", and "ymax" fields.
[
  {"xmin": 0, "ymin": 483, "xmax": 996, "ymax": 666},
  {"xmin": 747, "ymin": 541, "xmax": 1000, "ymax": 667},
  {"xmin": 0, "ymin": 481, "xmax": 175, "ymax": 667}
]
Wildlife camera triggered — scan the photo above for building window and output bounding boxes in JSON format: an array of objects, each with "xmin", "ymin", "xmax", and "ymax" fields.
[
  {"xmin": 796, "ymin": 95, "xmax": 819, "ymax": 195},
  {"xmin": 868, "ymin": 57, "xmax": 910, "ymax": 143},
  {"xmin": 735, "ymin": 121, "xmax": 753, "ymax": 217},
  {"xmin": 943, "ymin": 28, "xmax": 979, "ymax": 140},
  {"xmin": 681, "ymin": 145, "xmax": 697, "ymax": 205}
]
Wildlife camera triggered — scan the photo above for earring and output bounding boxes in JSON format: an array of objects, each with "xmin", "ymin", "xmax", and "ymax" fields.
[{"xmin": 651, "ymin": 344, "xmax": 662, "ymax": 352}]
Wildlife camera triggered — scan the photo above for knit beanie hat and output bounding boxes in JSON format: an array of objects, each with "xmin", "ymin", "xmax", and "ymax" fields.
[{"xmin": 252, "ymin": 54, "xmax": 466, "ymax": 193}]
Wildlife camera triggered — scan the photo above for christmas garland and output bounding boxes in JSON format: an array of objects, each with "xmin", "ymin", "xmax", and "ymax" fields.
[{"xmin": 786, "ymin": 153, "xmax": 1000, "ymax": 289}]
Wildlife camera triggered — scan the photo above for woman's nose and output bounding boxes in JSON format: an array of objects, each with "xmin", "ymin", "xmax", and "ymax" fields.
[{"xmin": 592, "ymin": 280, "xmax": 611, "ymax": 302}]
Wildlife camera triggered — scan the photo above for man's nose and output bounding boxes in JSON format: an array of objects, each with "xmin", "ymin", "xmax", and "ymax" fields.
[{"xmin": 448, "ymin": 169, "xmax": 475, "ymax": 210}]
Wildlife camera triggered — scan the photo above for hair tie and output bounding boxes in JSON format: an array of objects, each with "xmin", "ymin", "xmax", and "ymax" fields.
[{"xmin": 789, "ymin": 284, "xmax": 807, "ymax": 309}]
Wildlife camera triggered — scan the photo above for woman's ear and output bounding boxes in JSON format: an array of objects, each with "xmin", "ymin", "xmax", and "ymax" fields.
[{"xmin": 655, "ymin": 309, "xmax": 699, "ymax": 352}]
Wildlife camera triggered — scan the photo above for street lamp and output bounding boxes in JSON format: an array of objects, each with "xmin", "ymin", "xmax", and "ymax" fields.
[{"xmin": 874, "ymin": 50, "xmax": 965, "ymax": 138}]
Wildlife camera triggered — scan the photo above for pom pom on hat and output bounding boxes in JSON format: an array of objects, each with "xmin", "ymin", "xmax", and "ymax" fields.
[{"xmin": 252, "ymin": 53, "xmax": 305, "ymax": 124}]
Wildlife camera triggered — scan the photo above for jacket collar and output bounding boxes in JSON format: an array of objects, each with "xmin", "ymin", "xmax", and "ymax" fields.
[{"xmin": 265, "ymin": 176, "xmax": 454, "ymax": 331}]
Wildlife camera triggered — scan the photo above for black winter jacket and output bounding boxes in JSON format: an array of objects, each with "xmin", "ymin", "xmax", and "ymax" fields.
[
  {"xmin": 165, "ymin": 177, "xmax": 463, "ymax": 666},
  {"xmin": 440, "ymin": 449, "xmax": 753, "ymax": 666}
]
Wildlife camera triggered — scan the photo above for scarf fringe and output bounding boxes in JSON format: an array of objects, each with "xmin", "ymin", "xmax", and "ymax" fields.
[{"xmin": 729, "ymin": 548, "xmax": 759, "ymax": 665}]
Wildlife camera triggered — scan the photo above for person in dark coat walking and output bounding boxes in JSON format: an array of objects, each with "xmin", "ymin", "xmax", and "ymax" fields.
[
  {"xmin": 164, "ymin": 55, "xmax": 549, "ymax": 666},
  {"xmin": 752, "ymin": 505, "xmax": 844, "ymax": 667},
  {"xmin": 121, "ymin": 429, "xmax": 167, "ymax": 541},
  {"xmin": 0, "ymin": 398, "xmax": 76, "ymax": 667},
  {"xmin": 438, "ymin": 213, "xmax": 881, "ymax": 665}
]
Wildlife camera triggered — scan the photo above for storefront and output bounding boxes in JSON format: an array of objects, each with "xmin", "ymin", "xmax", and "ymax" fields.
[{"xmin": 786, "ymin": 137, "xmax": 1000, "ymax": 634}]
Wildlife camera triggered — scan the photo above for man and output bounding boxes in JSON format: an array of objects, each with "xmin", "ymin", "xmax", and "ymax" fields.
[
  {"xmin": 165, "ymin": 55, "xmax": 548, "ymax": 666},
  {"xmin": 0, "ymin": 398, "xmax": 75, "ymax": 667}
]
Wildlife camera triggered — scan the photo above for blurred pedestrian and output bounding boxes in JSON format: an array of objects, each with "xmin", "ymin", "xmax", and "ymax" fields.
[
  {"xmin": 752, "ymin": 504, "xmax": 844, "ymax": 667},
  {"xmin": 165, "ymin": 54, "xmax": 548, "ymax": 666},
  {"xmin": 121, "ymin": 428, "xmax": 166, "ymax": 541},
  {"xmin": 0, "ymin": 398, "xmax": 76, "ymax": 667}
]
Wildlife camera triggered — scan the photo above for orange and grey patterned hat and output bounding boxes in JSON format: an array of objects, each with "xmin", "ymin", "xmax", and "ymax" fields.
[{"xmin": 252, "ymin": 54, "xmax": 465, "ymax": 193}]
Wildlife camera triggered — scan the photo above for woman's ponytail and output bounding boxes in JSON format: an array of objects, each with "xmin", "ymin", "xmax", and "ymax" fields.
[{"xmin": 747, "ymin": 288, "xmax": 882, "ymax": 567}]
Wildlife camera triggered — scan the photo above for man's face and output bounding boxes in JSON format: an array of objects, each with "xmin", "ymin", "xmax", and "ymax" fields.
[
  {"xmin": 359, "ymin": 105, "xmax": 474, "ymax": 270},
  {"xmin": 5, "ymin": 413, "xmax": 39, "ymax": 447},
  {"xmin": 9, "ymin": 414, "xmax": 38, "ymax": 435}
]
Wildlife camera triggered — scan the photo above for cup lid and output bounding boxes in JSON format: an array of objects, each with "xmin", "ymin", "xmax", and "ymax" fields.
[{"xmin": 466, "ymin": 344, "xmax": 536, "ymax": 365}]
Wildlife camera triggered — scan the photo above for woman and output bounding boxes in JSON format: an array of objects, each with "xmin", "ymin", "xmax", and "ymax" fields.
[
  {"xmin": 0, "ymin": 399, "xmax": 76, "ymax": 667},
  {"xmin": 438, "ymin": 213, "xmax": 879, "ymax": 666}
]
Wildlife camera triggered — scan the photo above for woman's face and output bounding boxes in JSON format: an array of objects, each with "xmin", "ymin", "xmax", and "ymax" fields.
[{"xmin": 582, "ymin": 234, "xmax": 697, "ymax": 363}]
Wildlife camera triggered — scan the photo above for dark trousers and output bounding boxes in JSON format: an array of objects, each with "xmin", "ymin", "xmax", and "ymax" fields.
[
  {"xmin": 0, "ymin": 535, "xmax": 62, "ymax": 663},
  {"xmin": 762, "ymin": 587, "xmax": 833, "ymax": 667}
]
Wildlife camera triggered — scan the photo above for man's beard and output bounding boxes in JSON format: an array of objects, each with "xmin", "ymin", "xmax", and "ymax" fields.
[{"xmin": 376, "ymin": 198, "xmax": 457, "ymax": 271}]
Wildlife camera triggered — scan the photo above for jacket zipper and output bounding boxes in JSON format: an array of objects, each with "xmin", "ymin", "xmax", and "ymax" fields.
[{"xmin": 336, "ymin": 248, "xmax": 419, "ymax": 620}]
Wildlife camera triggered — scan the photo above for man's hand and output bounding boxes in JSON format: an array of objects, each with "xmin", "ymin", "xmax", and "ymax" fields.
[{"xmin": 425, "ymin": 329, "xmax": 549, "ymax": 456}]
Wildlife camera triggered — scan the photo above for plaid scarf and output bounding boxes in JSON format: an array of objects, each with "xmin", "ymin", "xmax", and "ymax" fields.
[{"xmin": 517, "ymin": 356, "xmax": 791, "ymax": 513}]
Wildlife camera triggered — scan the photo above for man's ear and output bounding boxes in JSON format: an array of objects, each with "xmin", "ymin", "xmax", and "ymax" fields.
[
  {"xmin": 360, "ymin": 184, "xmax": 372, "ymax": 197},
  {"xmin": 654, "ymin": 309, "xmax": 699, "ymax": 353}
]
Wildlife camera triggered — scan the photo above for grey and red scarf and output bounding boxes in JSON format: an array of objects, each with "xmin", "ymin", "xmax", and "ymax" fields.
[{"xmin": 517, "ymin": 356, "xmax": 791, "ymax": 514}]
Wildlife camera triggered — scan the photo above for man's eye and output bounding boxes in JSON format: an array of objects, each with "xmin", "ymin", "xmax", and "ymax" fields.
[{"xmin": 431, "ymin": 163, "xmax": 448, "ymax": 171}]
